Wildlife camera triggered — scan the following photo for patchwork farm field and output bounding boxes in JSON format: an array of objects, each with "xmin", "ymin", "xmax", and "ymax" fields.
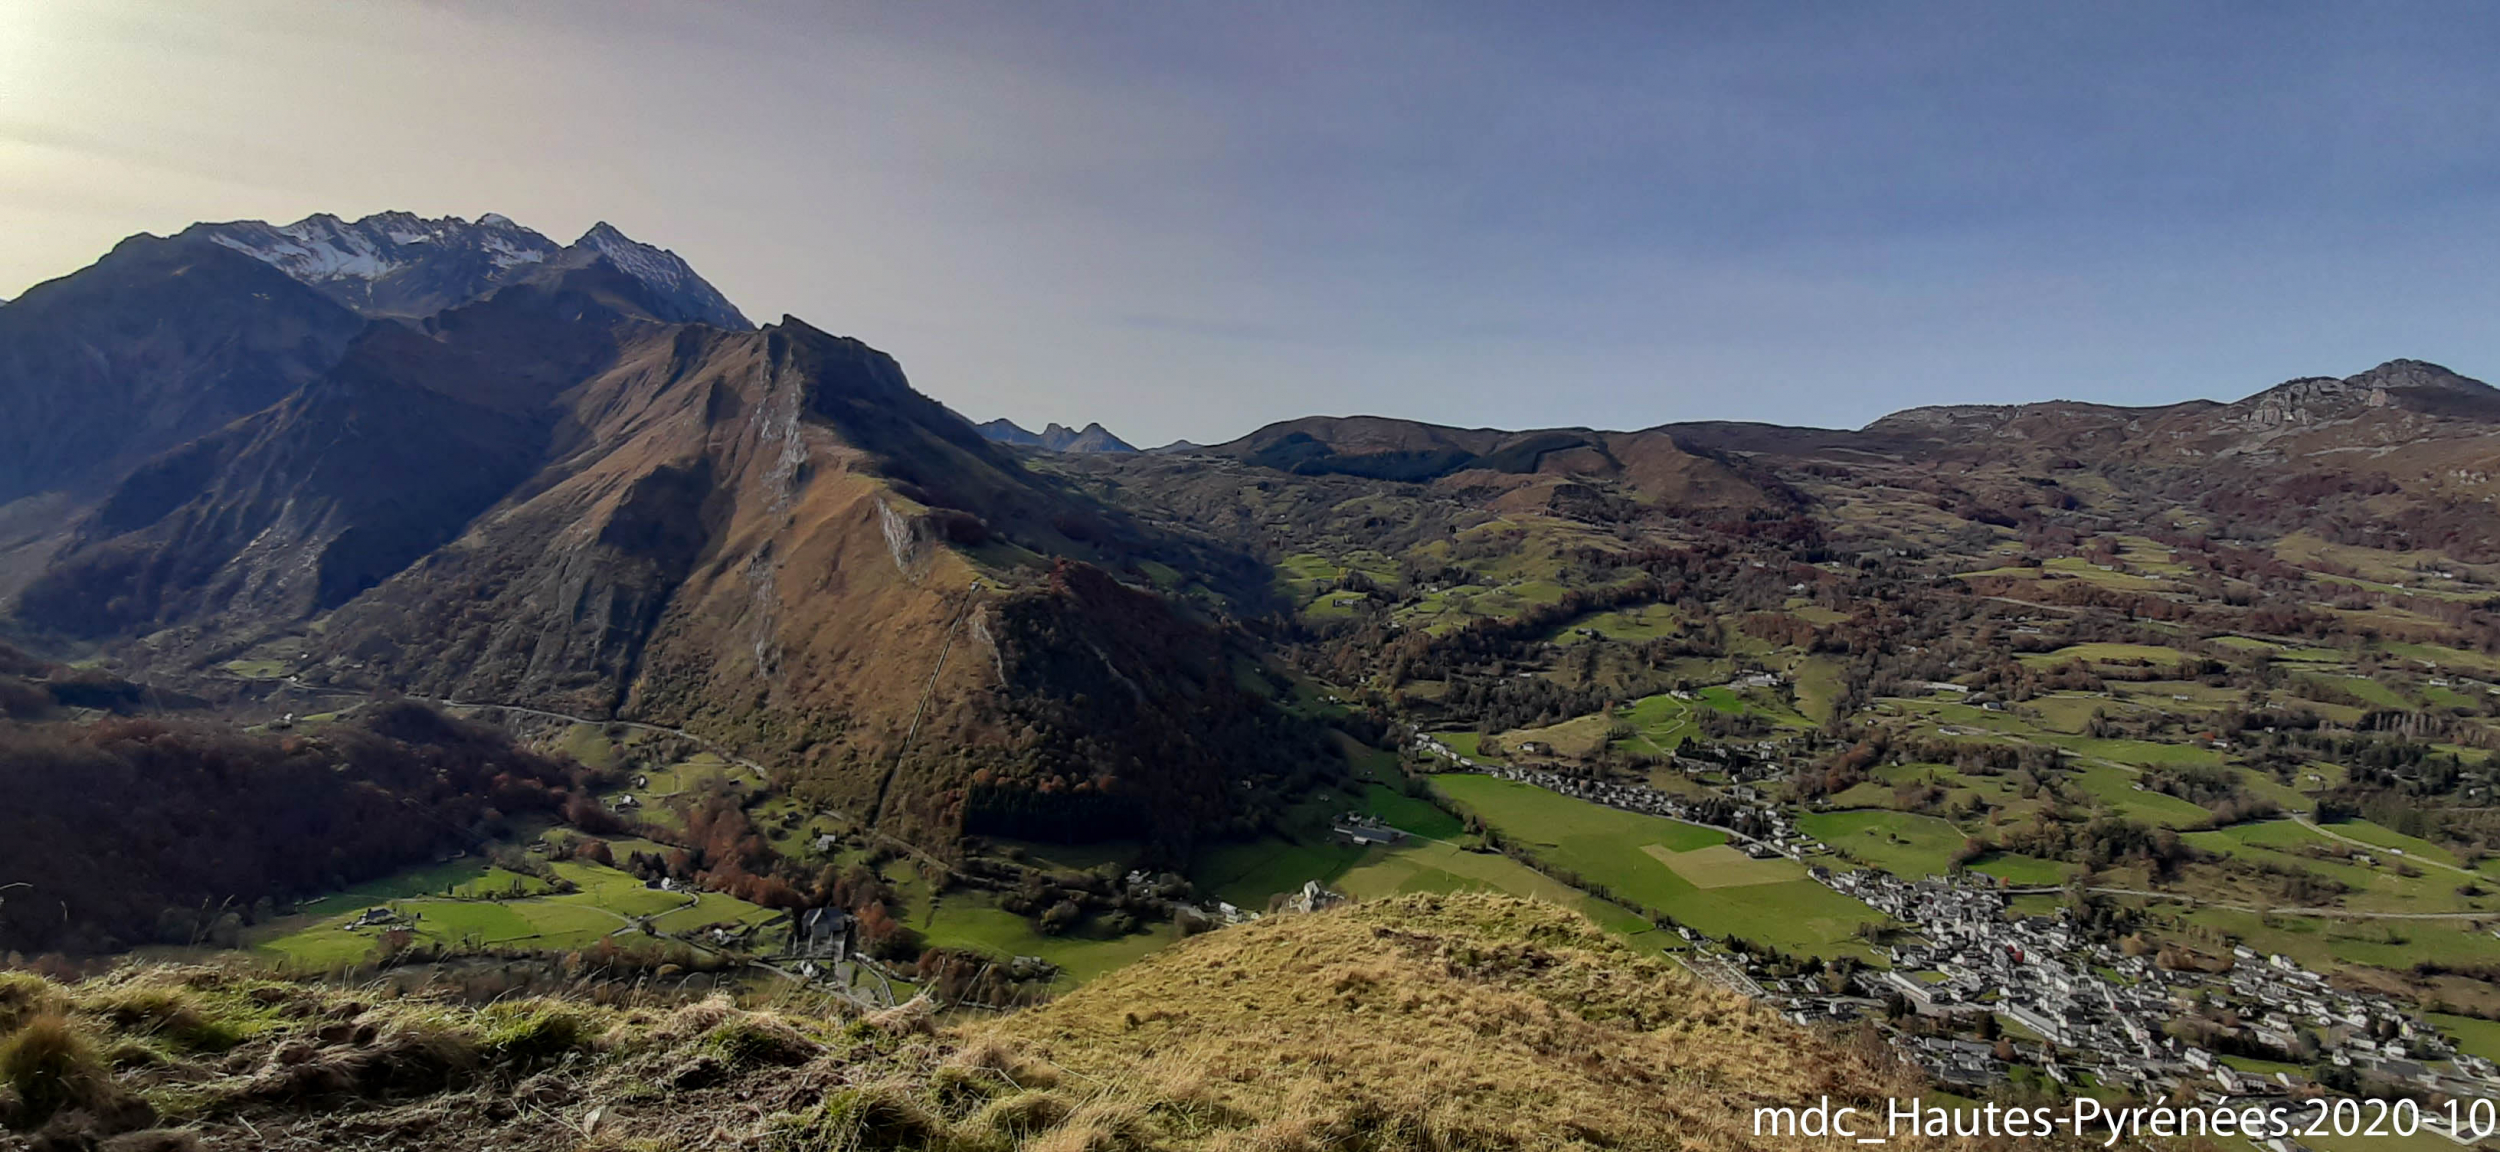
[
  {"xmin": 1335, "ymin": 839, "xmax": 1669, "ymax": 948},
  {"xmin": 1430, "ymin": 774, "xmax": 1888, "ymax": 959},
  {"xmin": 254, "ymin": 850, "xmax": 775, "ymax": 971}
]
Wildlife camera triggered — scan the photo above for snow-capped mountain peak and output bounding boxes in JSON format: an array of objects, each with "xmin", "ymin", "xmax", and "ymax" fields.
[
  {"xmin": 188, "ymin": 212, "xmax": 563, "ymax": 318},
  {"xmin": 178, "ymin": 212, "xmax": 751, "ymax": 329},
  {"xmin": 571, "ymin": 222, "xmax": 751, "ymax": 330}
]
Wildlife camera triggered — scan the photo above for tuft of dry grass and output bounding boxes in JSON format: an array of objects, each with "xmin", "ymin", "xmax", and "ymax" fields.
[
  {"xmin": 80, "ymin": 983, "xmax": 245, "ymax": 1054},
  {"xmin": 0, "ymin": 971, "xmax": 64, "ymax": 1036},
  {"xmin": 1023, "ymin": 1101, "xmax": 1151, "ymax": 1152},
  {"xmin": 971, "ymin": 1090, "xmax": 1076, "ymax": 1141},
  {"xmin": 863, "ymin": 991, "xmax": 939, "ymax": 1036},
  {"xmin": 1, "ymin": 1011, "xmax": 105, "ymax": 1126}
]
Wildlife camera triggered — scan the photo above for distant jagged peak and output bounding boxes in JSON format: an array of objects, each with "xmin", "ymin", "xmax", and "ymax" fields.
[
  {"xmin": 569, "ymin": 221, "xmax": 751, "ymax": 330},
  {"xmin": 975, "ymin": 417, "xmax": 1044, "ymax": 447},
  {"xmin": 1065, "ymin": 422, "xmax": 1138, "ymax": 452},
  {"xmin": 968, "ymin": 414, "xmax": 1138, "ymax": 453}
]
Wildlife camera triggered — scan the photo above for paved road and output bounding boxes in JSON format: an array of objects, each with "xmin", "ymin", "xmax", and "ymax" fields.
[{"xmin": 2292, "ymin": 814, "xmax": 2477, "ymax": 878}]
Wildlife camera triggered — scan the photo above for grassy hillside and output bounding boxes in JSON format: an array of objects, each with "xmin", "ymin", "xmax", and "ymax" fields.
[{"xmin": 0, "ymin": 895, "xmax": 1925, "ymax": 1151}]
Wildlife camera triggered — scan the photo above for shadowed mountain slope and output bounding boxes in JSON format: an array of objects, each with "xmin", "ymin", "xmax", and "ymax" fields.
[{"xmin": 0, "ymin": 235, "xmax": 365, "ymax": 510}]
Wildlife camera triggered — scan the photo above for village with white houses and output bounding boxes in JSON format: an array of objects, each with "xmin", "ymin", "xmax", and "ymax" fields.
[{"xmin": 1405, "ymin": 726, "xmax": 2500, "ymax": 1146}]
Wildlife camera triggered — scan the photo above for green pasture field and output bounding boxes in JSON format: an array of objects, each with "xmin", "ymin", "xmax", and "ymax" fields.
[
  {"xmin": 295, "ymin": 857, "xmax": 509, "ymax": 915},
  {"xmin": 1693, "ymin": 684, "xmax": 1814, "ymax": 729},
  {"xmin": 647, "ymin": 892, "xmax": 782, "ymax": 936},
  {"xmin": 1547, "ymin": 603, "xmax": 1680, "ymax": 644},
  {"xmin": 1188, "ymin": 836, "xmax": 1365, "ymax": 911},
  {"xmin": 1798, "ymin": 810, "xmax": 1970, "ymax": 879},
  {"xmin": 1500, "ymin": 711, "xmax": 1627, "ymax": 759},
  {"xmin": 1357, "ymin": 783, "xmax": 1467, "ymax": 841},
  {"xmin": 1790, "ymin": 656, "xmax": 1848, "ymax": 724},
  {"xmin": 2175, "ymin": 906, "xmax": 2500, "ymax": 986},
  {"xmin": 915, "ymin": 893, "xmax": 1184, "ymax": 989},
  {"xmin": 2429, "ymin": 1013, "xmax": 2500, "ymax": 1064},
  {"xmin": 2068, "ymin": 763, "xmax": 2214, "ymax": 828},
  {"xmin": 1430, "ymin": 731, "xmax": 1505, "ymax": 763},
  {"xmin": 257, "ymin": 850, "xmax": 757, "ymax": 970},
  {"xmin": 1430, "ymin": 774, "xmax": 1886, "ymax": 959},
  {"xmin": 2179, "ymin": 822, "xmax": 2487, "ymax": 915},
  {"xmin": 1971, "ymin": 854, "xmax": 2071, "ymax": 886},
  {"xmin": 2384, "ymin": 641, "xmax": 2500, "ymax": 677},
  {"xmin": 2045, "ymin": 734, "xmax": 2225, "ymax": 770},
  {"xmin": 2298, "ymin": 672, "xmax": 2413, "ymax": 710},
  {"xmin": 2315, "ymin": 818, "xmax": 2474, "ymax": 871},
  {"xmin": 1334, "ymin": 839, "xmax": 1669, "ymax": 949},
  {"xmin": 2016, "ymin": 642, "xmax": 2193, "ymax": 668},
  {"xmin": 1610, "ymin": 692, "xmax": 1698, "ymax": 757}
]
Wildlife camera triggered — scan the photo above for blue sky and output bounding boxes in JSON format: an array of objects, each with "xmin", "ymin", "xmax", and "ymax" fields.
[{"xmin": 6, "ymin": 1, "xmax": 2499, "ymax": 444}]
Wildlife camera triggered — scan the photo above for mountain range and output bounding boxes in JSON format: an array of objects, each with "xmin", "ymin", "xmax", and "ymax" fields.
[
  {"xmin": 6, "ymin": 209, "xmax": 2499, "ymax": 861},
  {"xmin": 189, "ymin": 211, "xmax": 751, "ymax": 329},
  {"xmin": 971, "ymin": 416, "xmax": 1140, "ymax": 454},
  {"xmin": 0, "ymin": 211, "xmax": 1297, "ymax": 857}
]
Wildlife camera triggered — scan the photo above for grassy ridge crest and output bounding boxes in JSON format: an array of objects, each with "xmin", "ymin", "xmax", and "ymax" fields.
[{"xmin": 0, "ymin": 894, "xmax": 1935, "ymax": 1150}]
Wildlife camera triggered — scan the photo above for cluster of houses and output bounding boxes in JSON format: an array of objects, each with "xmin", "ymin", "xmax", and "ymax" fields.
[
  {"xmin": 1412, "ymin": 716, "xmax": 2500, "ymax": 1115},
  {"xmin": 1774, "ymin": 869, "xmax": 2500, "ymax": 1106}
]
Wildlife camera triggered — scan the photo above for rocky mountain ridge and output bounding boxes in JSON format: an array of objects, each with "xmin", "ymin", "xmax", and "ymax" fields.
[
  {"xmin": 973, "ymin": 417, "xmax": 1139, "ymax": 454},
  {"xmin": 186, "ymin": 211, "xmax": 751, "ymax": 329}
]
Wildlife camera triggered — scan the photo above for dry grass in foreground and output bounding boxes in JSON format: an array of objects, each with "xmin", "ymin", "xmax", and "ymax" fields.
[{"xmin": 0, "ymin": 894, "xmax": 1962, "ymax": 1151}]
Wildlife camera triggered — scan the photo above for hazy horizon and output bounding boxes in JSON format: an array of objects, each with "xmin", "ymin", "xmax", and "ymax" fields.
[{"xmin": 7, "ymin": 0, "xmax": 2499, "ymax": 445}]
